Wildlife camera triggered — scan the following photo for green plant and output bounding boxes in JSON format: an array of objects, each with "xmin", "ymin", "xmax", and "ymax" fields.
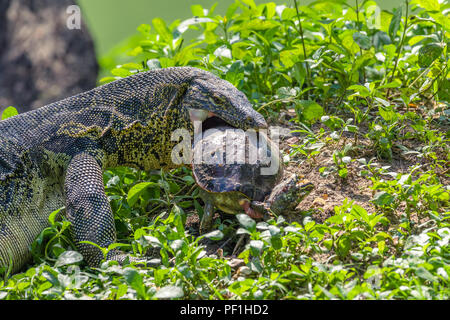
[{"xmin": 1, "ymin": 0, "xmax": 449, "ymax": 300}]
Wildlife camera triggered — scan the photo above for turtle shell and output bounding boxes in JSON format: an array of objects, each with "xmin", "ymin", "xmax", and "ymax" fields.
[{"xmin": 192, "ymin": 125, "xmax": 283, "ymax": 202}]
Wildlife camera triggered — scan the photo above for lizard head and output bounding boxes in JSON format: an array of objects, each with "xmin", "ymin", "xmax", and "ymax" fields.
[{"xmin": 182, "ymin": 73, "xmax": 267, "ymax": 132}]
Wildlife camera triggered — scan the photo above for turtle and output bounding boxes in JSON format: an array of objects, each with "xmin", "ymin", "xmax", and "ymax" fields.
[{"xmin": 192, "ymin": 125, "xmax": 313, "ymax": 233}]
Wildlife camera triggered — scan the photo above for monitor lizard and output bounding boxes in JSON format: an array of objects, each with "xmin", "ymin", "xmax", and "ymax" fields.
[{"xmin": 0, "ymin": 67, "xmax": 267, "ymax": 274}]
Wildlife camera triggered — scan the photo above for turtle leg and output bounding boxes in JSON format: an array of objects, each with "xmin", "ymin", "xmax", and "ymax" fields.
[{"xmin": 199, "ymin": 195, "xmax": 215, "ymax": 234}]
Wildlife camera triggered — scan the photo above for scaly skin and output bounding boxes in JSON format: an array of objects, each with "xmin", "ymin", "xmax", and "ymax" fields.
[{"xmin": 0, "ymin": 67, "xmax": 267, "ymax": 274}]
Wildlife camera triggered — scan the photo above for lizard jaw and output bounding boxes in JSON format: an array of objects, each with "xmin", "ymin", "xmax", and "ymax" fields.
[
  {"xmin": 187, "ymin": 108, "xmax": 266, "ymax": 133},
  {"xmin": 188, "ymin": 108, "xmax": 241, "ymax": 136}
]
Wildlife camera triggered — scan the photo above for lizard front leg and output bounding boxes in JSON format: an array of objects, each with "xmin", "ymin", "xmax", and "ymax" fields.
[{"xmin": 64, "ymin": 152, "xmax": 127, "ymax": 267}]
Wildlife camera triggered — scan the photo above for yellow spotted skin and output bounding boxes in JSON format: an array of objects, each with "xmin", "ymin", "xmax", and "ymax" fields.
[{"xmin": 0, "ymin": 67, "xmax": 267, "ymax": 273}]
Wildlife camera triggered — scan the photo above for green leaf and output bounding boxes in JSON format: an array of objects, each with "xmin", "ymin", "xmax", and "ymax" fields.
[
  {"xmin": 203, "ymin": 230, "xmax": 224, "ymax": 241},
  {"xmin": 418, "ymin": 43, "xmax": 443, "ymax": 68},
  {"xmin": 54, "ymin": 251, "xmax": 83, "ymax": 267},
  {"xmin": 353, "ymin": 51, "xmax": 376, "ymax": 72},
  {"xmin": 398, "ymin": 173, "xmax": 411, "ymax": 185},
  {"xmin": 277, "ymin": 87, "xmax": 297, "ymax": 99},
  {"xmin": 170, "ymin": 239, "xmax": 186, "ymax": 253},
  {"xmin": 388, "ymin": 7, "xmax": 402, "ymax": 41},
  {"xmin": 124, "ymin": 268, "xmax": 141, "ymax": 284},
  {"xmin": 292, "ymin": 62, "xmax": 306, "ymax": 88},
  {"xmin": 415, "ymin": 267, "xmax": 436, "ymax": 282},
  {"xmin": 338, "ymin": 167, "xmax": 348, "ymax": 178},
  {"xmin": 281, "ymin": 7, "xmax": 296, "ymax": 20},
  {"xmin": 268, "ymin": 225, "xmax": 281, "ymax": 237},
  {"xmin": 236, "ymin": 214, "xmax": 256, "ymax": 232},
  {"xmin": 176, "ymin": 17, "xmax": 214, "ymax": 34},
  {"xmin": 240, "ymin": 0, "xmax": 256, "ymax": 9},
  {"xmin": 123, "ymin": 268, "xmax": 148, "ymax": 298},
  {"xmin": 116, "ymin": 283, "xmax": 128, "ymax": 299},
  {"xmin": 353, "ymin": 32, "xmax": 371, "ymax": 50},
  {"xmin": 190, "ymin": 4, "xmax": 204, "ymax": 17},
  {"xmin": 341, "ymin": 30, "xmax": 360, "ymax": 56},
  {"xmin": 378, "ymin": 79, "xmax": 402, "ymax": 89},
  {"xmin": 264, "ymin": 2, "xmax": 276, "ymax": 19},
  {"xmin": 437, "ymin": 78, "xmax": 450, "ymax": 101},
  {"xmin": 336, "ymin": 236, "xmax": 351, "ymax": 257},
  {"xmin": 127, "ymin": 182, "xmax": 158, "ymax": 206},
  {"xmin": 48, "ymin": 207, "xmax": 64, "ymax": 226},
  {"xmin": 225, "ymin": 2, "xmax": 239, "ymax": 20},
  {"xmin": 1, "ymin": 106, "xmax": 18, "ymax": 120},
  {"xmin": 348, "ymin": 84, "xmax": 370, "ymax": 97},
  {"xmin": 270, "ymin": 236, "xmax": 283, "ymax": 250},
  {"xmin": 373, "ymin": 191, "xmax": 395, "ymax": 206},
  {"xmin": 107, "ymin": 243, "xmax": 131, "ymax": 251},
  {"xmin": 121, "ymin": 62, "xmax": 142, "ymax": 70},
  {"xmin": 111, "ymin": 68, "xmax": 131, "ymax": 78},
  {"xmin": 154, "ymin": 285, "xmax": 184, "ymax": 299},
  {"xmin": 182, "ymin": 175, "xmax": 195, "ymax": 185},
  {"xmin": 378, "ymin": 106, "xmax": 398, "ymax": 122},
  {"xmin": 229, "ymin": 278, "xmax": 255, "ymax": 296},
  {"xmin": 351, "ymin": 205, "xmax": 370, "ymax": 223},
  {"xmin": 411, "ymin": 0, "xmax": 440, "ymax": 12},
  {"xmin": 280, "ymin": 49, "xmax": 301, "ymax": 68},
  {"xmin": 146, "ymin": 59, "xmax": 162, "ymax": 70},
  {"xmin": 79, "ymin": 241, "xmax": 107, "ymax": 258},
  {"xmin": 250, "ymin": 240, "xmax": 264, "ymax": 256},
  {"xmin": 136, "ymin": 24, "xmax": 151, "ymax": 36},
  {"xmin": 295, "ymin": 100, "xmax": 324, "ymax": 123},
  {"xmin": 437, "ymin": 190, "xmax": 449, "ymax": 202},
  {"xmin": 152, "ymin": 18, "xmax": 172, "ymax": 44}
]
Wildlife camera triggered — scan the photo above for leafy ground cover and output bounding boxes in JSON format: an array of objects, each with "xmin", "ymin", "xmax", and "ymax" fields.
[{"xmin": 0, "ymin": 0, "xmax": 449, "ymax": 300}]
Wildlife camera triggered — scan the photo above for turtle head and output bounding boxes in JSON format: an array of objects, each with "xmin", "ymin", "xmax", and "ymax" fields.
[
  {"xmin": 265, "ymin": 177, "xmax": 314, "ymax": 215},
  {"xmin": 182, "ymin": 72, "xmax": 267, "ymax": 132},
  {"xmin": 296, "ymin": 182, "xmax": 314, "ymax": 203}
]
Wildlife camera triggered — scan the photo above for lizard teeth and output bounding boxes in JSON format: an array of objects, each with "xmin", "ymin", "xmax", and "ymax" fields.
[{"xmin": 188, "ymin": 108, "xmax": 209, "ymax": 122}]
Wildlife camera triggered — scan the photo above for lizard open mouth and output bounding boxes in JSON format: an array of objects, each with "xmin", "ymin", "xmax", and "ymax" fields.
[
  {"xmin": 200, "ymin": 116, "xmax": 236, "ymax": 132},
  {"xmin": 188, "ymin": 108, "xmax": 238, "ymax": 133}
]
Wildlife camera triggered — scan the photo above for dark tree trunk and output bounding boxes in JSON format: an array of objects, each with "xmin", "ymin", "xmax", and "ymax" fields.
[{"xmin": 0, "ymin": 0, "xmax": 98, "ymax": 113}]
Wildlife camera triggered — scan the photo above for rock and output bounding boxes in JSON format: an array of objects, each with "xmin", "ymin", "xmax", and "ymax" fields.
[
  {"xmin": 228, "ymin": 258, "xmax": 245, "ymax": 270},
  {"xmin": 285, "ymin": 136, "xmax": 299, "ymax": 145},
  {"xmin": 237, "ymin": 266, "xmax": 252, "ymax": 276},
  {"xmin": 312, "ymin": 197, "xmax": 327, "ymax": 207}
]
